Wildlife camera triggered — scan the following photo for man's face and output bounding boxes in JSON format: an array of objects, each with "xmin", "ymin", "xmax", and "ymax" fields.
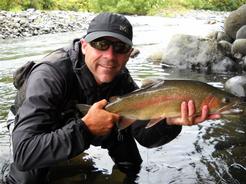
[{"xmin": 81, "ymin": 37, "xmax": 132, "ymax": 85}]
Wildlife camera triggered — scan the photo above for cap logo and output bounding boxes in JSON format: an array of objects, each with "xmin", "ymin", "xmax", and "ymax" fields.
[{"xmin": 119, "ymin": 25, "xmax": 129, "ymax": 34}]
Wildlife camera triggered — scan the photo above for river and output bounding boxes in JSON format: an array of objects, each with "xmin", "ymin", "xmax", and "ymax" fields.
[{"xmin": 0, "ymin": 14, "xmax": 245, "ymax": 183}]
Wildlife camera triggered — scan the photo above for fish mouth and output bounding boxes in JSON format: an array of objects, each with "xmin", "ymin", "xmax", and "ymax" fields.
[
  {"xmin": 217, "ymin": 102, "xmax": 245, "ymax": 115},
  {"xmin": 220, "ymin": 108, "xmax": 244, "ymax": 115}
]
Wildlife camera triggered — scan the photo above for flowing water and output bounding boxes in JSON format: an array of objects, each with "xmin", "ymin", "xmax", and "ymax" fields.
[{"xmin": 0, "ymin": 15, "xmax": 245, "ymax": 183}]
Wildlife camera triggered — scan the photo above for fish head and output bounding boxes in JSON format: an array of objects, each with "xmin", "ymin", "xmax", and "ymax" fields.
[{"xmin": 204, "ymin": 93, "xmax": 245, "ymax": 115}]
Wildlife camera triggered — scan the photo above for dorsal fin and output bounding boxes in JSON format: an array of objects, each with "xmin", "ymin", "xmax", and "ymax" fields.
[
  {"xmin": 123, "ymin": 79, "xmax": 164, "ymax": 97},
  {"xmin": 109, "ymin": 96, "xmax": 121, "ymax": 103},
  {"xmin": 141, "ymin": 78, "xmax": 164, "ymax": 88}
]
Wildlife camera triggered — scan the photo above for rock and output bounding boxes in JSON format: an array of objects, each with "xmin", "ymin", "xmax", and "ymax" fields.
[
  {"xmin": 225, "ymin": 76, "xmax": 246, "ymax": 97},
  {"xmin": 147, "ymin": 50, "xmax": 163, "ymax": 63},
  {"xmin": 0, "ymin": 10, "xmax": 94, "ymax": 39},
  {"xmin": 236, "ymin": 25, "xmax": 246, "ymax": 39},
  {"xmin": 212, "ymin": 57, "xmax": 237, "ymax": 72},
  {"xmin": 207, "ymin": 31, "xmax": 219, "ymax": 40},
  {"xmin": 216, "ymin": 31, "xmax": 233, "ymax": 43},
  {"xmin": 212, "ymin": 57, "xmax": 239, "ymax": 72},
  {"xmin": 228, "ymin": 164, "xmax": 246, "ymax": 184},
  {"xmin": 242, "ymin": 56, "xmax": 246, "ymax": 70},
  {"xmin": 233, "ymin": 52, "xmax": 243, "ymax": 60},
  {"xmin": 207, "ymin": 31, "xmax": 232, "ymax": 42},
  {"xmin": 19, "ymin": 18, "xmax": 28, "ymax": 25},
  {"xmin": 231, "ymin": 39, "xmax": 246, "ymax": 56},
  {"xmin": 161, "ymin": 34, "xmax": 225, "ymax": 71},
  {"xmin": 224, "ymin": 4, "xmax": 246, "ymax": 40},
  {"xmin": 218, "ymin": 40, "xmax": 232, "ymax": 56}
]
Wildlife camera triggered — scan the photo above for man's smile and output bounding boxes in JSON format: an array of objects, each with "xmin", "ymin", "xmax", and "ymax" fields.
[{"xmin": 98, "ymin": 63, "xmax": 116, "ymax": 70}]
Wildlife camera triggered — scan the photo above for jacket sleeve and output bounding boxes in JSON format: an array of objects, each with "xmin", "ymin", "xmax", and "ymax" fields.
[
  {"xmin": 12, "ymin": 64, "xmax": 92, "ymax": 171},
  {"xmin": 131, "ymin": 120, "xmax": 182, "ymax": 148}
]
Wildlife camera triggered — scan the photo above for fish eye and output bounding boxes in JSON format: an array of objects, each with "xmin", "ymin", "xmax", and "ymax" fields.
[{"xmin": 222, "ymin": 97, "xmax": 230, "ymax": 103}]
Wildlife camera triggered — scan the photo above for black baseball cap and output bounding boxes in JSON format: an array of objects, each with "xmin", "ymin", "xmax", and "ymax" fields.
[{"xmin": 84, "ymin": 13, "xmax": 133, "ymax": 46}]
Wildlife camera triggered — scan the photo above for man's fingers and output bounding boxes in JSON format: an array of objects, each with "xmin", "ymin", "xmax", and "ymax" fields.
[
  {"xmin": 193, "ymin": 105, "xmax": 221, "ymax": 124},
  {"xmin": 94, "ymin": 99, "xmax": 108, "ymax": 109},
  {"xmin": 94, "ymin": 99, "xmax": 119, "ymax": 121},
  {"xmin": 208, "ymin": 113, "xmax": 221, "ymax": 119},
  {"xmin": 180, "ymin": 101, "xmax": 194, "ymax": 126},
  {"xmin": 181, "ymin": 101, "xmax": 188, "ymax": 120},
  {"xmin": 167, "ymin": 101, "xmax": 221, "ymax": 126},
  {"xmin": 188, "ymin": 100, "xmax": 195, "ymax": 116},
  {"xmin": 194, "ymin": 105, "xmax": 208, "ymax": 123}
]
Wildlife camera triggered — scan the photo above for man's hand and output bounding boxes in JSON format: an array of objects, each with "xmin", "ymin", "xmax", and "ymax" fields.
[
  {"xmin": 82, "ymin": 99, "xmax": 120, "ymax": 136},
  {"xmin": 166, "ymin": 100, "xmax": 221, "ymax": 126}
]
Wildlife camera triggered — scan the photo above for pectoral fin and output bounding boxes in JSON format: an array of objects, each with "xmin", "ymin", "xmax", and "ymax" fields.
[
  {"xmin": 76, "ymin": 104, "xmax": 91, "ymax": 114},
  {"xmin": 117, "ymin": 118, "xmax": 136, "ymax": 130},
  {"xmin": 145, "ymin": 118, "xmax": 165, "ymax": 128}
]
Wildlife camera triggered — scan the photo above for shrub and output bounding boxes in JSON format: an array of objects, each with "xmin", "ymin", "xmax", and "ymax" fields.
[
  {"xmin": 1, "ymin": 0, "xmax": 246, "ymax": 14},
  {"xmin": 88, "ymin": 0, "xmax": 162, "ymax": 15}
]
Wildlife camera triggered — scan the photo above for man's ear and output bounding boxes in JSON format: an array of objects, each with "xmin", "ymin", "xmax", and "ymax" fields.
[
  {"xmin": 80, "ymin": 38, "xmax": 87, "ymax": 54},
  {"xmin": 129, "ymin": 48, "xmax": 140, "ymax": 58}
]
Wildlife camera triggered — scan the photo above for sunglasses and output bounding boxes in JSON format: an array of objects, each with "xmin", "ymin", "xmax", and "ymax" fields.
[{"xmin": 89, "ymin": 38, "xmax": 132, "ymax": 54}]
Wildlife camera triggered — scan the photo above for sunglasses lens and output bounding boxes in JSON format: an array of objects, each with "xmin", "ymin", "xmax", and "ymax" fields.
[
  {"xmin": 90, "ymin": 39, "xmax": 131, "ymax": 54},
  {"xmin": 90, "ymin": 40, "xmax": 110, "ymax": 51},
  {"xmin": 113, "ymin": 42, "xmax": 131, "ymax": 54}
]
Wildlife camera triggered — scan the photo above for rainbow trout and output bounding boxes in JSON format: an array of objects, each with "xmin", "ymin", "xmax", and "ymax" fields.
[{"xmin": 77, "ymin": 80, "xmax": 245, "ymax": 129}]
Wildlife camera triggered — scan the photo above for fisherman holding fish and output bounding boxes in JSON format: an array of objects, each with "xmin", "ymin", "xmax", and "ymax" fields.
[{"xmin": 3, "ymin": 13, "xmax": 220, "ymax": 184}]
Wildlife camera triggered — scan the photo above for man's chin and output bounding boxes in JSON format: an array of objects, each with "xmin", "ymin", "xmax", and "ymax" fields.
[{"xmin": 96, "ymin": 76, "xmax": 114, "ymax": 84}]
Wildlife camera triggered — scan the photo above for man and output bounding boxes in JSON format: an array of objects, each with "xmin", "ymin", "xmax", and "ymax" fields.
[{"xmin": 5, "ymin": 12, "xmax": 219, "ymax": 183}]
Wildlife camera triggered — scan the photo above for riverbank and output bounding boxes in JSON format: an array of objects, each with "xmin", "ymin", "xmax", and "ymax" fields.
[
  {"xmin": 0, "ymin": 9, "xmax": 94, "ymax": 39},
  {"xmin": 0, "ymin": 9, "xmax": 229, "ymax": 40}
]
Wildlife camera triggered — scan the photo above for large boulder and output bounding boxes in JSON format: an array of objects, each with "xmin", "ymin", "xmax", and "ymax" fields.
[
  {"xmin": 224, "ymin": 4, "xmax": 246, "ymax": 40},
  {"xmin": 161, "ymin": 34, "xmax": 233, "ymax": 71},
  {"xmin": 225, "ymin": 76, "xmax": 246, "ymax": 97},
  {"xmin": 236, "ymin": 25, "xmax": 246, "ymax": 39},
  {"xmin": 232, "ymin": 39, "xmax": 246, "ymax": 56}
]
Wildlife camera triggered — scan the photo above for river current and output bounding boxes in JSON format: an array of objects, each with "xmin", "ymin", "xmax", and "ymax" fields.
[{"xmin": 0, "ymin": 14, "xmax": 245, "ymax": 183}]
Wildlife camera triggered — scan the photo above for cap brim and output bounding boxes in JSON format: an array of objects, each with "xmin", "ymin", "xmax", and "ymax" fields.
[{"xmin": 84, "ymin": 31, "xmax": 132, "ymax": 46}]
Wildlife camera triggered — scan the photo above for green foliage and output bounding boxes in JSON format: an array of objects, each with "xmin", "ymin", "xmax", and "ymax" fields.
[
  {"xmin": 0, "ymin": 0, "xmax": 246, "ymax": 14},
  {"xmin": 0, "ymin": 0, "xmax": 20, "ymax": 11},
  {"xmin": 0, "ymin": 0, "xmax": 54, "ymax": 10},
  {"xmin": 116, "ymin": 1, "xmax": 136, "ymax": 14},
  {"xmin": 88, "ymin": 0, "xmax": 117, "ymax": 13},
  {"xmin": 54, "ymin": 0, "xmax": 88, "ymax": 11},
  {"xmin": 184, "ymin": 0, "xmax": 207, "ymax": 9},
  {"xmin": 89, "ymin": 0, "xmax": 162, "ymax": 15},
  {"xmin": 202, "ymin": 0, "xmax": 246, "ymax": 11},
  {"xmin": 0, "ymin": 0, "xmax": 88, "ymax": 11},
  {"xmin": 184, "ymin": 0, "xmax": 246, "ymax": 11}
]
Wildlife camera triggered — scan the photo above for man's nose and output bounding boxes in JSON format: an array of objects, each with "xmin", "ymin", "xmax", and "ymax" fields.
[{"xmin": 103, "ymin": 45, "xmax": 116, "ymax": 59}]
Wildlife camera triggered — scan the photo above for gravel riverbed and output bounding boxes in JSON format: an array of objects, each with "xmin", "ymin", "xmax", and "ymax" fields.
[{"xmin": 0, "ymin": 9, "xmax": 229, "ymax": 40}]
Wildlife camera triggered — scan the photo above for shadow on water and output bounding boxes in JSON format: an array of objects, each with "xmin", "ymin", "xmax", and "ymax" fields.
[
  {"xmin": 194, "ymin": 117, "xmax": 246, "ymax": 184},
  {"xmin": 49, "ymin": 153, "xmax": 138, "ymax": 184},
  {"xmin": 0, "ymin": 15, "xmax": 246, "ymax": 183}
]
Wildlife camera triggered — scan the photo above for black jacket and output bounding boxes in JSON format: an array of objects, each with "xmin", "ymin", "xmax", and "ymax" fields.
[{"xmin": 8, "ymin": 39, "xmax": 182, "ymax": 183}]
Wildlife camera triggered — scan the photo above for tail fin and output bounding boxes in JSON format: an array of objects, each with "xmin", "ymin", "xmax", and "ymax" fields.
[{"xmin": 76, "ymin": 104, "xmax": 91, "ymax": 115}]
